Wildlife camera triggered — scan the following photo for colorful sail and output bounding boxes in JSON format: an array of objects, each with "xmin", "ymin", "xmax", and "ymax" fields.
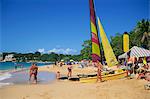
[
  {"xmin": 89, "ymin": 0, "xmax": 101, "ymax": 62},
  {"xmin": 97, "ymin": 17, "xmax": 118, "ymax": 66},
  {"xmin": 123, "ymin": 32, "xmax": 129, "ymax": 52}
]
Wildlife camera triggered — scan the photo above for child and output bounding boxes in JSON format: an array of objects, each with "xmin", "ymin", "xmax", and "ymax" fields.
[{"xmin": 56, "ymin": 71, "xmax": 60, "ymax": 79}]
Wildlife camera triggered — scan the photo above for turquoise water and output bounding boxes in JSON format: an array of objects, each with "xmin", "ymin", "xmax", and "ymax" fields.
[
  {"xmin": 0, "ymin": 62, "xmax": 55, "ymax": 87},
  {"xmin": 1, "ymin": 71, "xmax": 56, "ymax": 84},
  {"xmin": 0, "ymin": 62, "xmax": 53, "ymax": 70}
]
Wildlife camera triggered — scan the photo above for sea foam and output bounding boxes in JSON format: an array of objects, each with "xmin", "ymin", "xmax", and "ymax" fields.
[
  {"xmin": 0, "ymin": 73, "xmax": 13, "ymax": 87},
  {"xmin": 0, "ymin": 83, "xmax": 13, "ymax": 87},
  {"xmin": 0, "ymin": 73, "xmax": 12, "ymax": 81}
]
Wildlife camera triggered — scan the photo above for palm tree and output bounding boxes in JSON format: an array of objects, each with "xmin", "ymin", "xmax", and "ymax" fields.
[
  {"xmin": 141, "ymin": 32, "xmax": 150, "ymax": 49},
  {"xmin": 134, "ymin": 19, "xmax": 150, "ymax": 49}
]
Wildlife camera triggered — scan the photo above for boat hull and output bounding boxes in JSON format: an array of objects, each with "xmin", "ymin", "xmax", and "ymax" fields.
[{"xmin": 80, "ymin": 71, "xmax": 127, "ymax": 83}]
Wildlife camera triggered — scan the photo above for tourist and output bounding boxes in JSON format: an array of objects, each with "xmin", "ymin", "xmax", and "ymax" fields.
[
  {"xmin": 29, "ymin": 63, "xmax": 38, "ymax": 84},
  {"xmin": 14, "ymin": 63, "xmax": 17, "ymax": 70},
  {"xmin": 96, "ymin": 60, "xmax": 102, "ymax": 82},
  {"xmin": 56, "ymin": 71, "xmax": 60, "ymax": 79},
  {"xmin": 145, "ymin": 71, "xmax": 150, "ymax": 82},
  {"xmin": 127, "ymin": 56, "xmax": 133, "ymax": 76},
  {"xmin": 60, "ymin": 62, "xmax": 63, "ymax": 67},
  {"xmin": 67, "ymin": 62, "xmax": 72, "ymax": 77}
]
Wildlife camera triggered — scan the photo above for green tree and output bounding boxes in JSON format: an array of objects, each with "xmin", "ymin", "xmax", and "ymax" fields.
[
  {"xmin": 40, "ymin": 54, "xmax": 49, "ymax": 62},
  {"xmin": 34, "ymin": 51, "xmax": 41, "ymax": 61},
  {"xmin": 48, "ymin": 52, "xmax": 59, "ymax": 62},
  {"xmin": 110, "ymin": 33, "xmax": 123, "ymax": 57},
  {"xmin": 131, "ymin": 19, "xmax": 150, "ymax": 49},
  {"xmin": 80, "ymin": 40, "xmax": 92, "ymax": 60},
  {"xmin": 70, "ymin": 55, "xmax": 82, "ymax": 61}
]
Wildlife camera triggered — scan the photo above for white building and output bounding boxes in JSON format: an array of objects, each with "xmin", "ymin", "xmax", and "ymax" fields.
[{"xmin": 4, "ymin": 54, "xmax": 15, "ymax": 62}]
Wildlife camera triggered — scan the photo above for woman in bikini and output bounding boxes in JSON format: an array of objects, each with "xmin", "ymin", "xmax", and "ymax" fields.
[
  {"xmin": 67, "ymin": 62, "xmax": 72, "ymax": 77},
  {"xmin": 95, "ymin": 60, "xmax": 103, "ymax": 82}
]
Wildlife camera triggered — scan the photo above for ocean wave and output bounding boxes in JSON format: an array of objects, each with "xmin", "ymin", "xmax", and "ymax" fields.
[
  {"xmin": 0, "ymin": 83, "xmax": 13, "ymax": 88},
  {"xmin": 0, "ymin": 73, "xmax": 12, "ymax": 81}
]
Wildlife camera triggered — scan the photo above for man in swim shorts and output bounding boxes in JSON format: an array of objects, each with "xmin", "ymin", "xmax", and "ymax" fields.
[{"xmin": 29, "ymin": 63, "xmax": 38, "ymax": 84}]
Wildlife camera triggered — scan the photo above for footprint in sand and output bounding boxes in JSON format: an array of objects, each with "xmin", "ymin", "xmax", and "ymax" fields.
[
  {"xmin": 22, "ymin": 95, "xmax": 29, "ymax": 99},
  {"xmin": 39, "ymin": 92, "xmax": 51, "ymax": 99}
]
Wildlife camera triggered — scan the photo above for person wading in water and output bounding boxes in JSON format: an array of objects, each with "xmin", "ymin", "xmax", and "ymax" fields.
[{"xmin": 29, "ymin": 63, "xmax": 38, "ymax": 84}]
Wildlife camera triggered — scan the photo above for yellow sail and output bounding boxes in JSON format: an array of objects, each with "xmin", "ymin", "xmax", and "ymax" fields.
[
  {"xmin": 123, "ymin": 32, "xmax": 129, "ymax": 52},
  {"xmin": 97, "ymin": 17, "xmax": 118, "ymax": 67}
]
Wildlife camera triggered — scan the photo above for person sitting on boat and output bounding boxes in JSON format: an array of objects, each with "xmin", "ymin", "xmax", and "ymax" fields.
[
  {"xmin": 95, "ymin": 60, "xmax": 103, "ymax": 82},
  {"xmin": 29, "ymin": 63, "xmax": 38, "ymax": 84}
]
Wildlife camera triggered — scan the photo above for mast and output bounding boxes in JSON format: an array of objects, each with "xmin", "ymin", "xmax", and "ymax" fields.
[{"xmin": 89, "ymin": 0, "xmax": 101, "ymax": 62}]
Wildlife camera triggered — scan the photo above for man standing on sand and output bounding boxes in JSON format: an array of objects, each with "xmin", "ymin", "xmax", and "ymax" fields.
[
  {"xmin": 95, "ymin": 60, "xmax": 103, "ymax": 82},
  {"xmin": 29, "ymin": 63, "xmax": 38, "ymax": 84}
]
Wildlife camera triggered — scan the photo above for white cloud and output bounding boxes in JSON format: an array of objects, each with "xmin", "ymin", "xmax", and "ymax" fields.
[
  {"xmin": 37, "ymin": 48, "xmax": 45, "ymax": 53},
  {"xmin": 48, "ymin": 48, "xmax": 77, "ymax": 55}
]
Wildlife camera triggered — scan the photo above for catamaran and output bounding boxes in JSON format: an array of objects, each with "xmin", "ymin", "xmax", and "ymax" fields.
[{"xmin": 79, "ymin": 0, "xmax": 127, "ymax": 83}]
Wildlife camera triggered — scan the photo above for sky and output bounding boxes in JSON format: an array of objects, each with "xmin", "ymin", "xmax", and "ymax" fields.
[{"xmin": 1, "ymin": 0, "xmax": 149, "ymax": 54}]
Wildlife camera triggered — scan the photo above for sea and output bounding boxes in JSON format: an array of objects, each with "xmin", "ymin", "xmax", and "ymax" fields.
[
  {"xmin": 0, "ymin": 62, "xmax": 52, "ymax": 70},
  {"xmin": 0, "ymin": 62, "xmax": 56, "ymax": 87}
]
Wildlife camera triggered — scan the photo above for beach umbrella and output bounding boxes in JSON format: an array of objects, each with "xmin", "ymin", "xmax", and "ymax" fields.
[
  {"xmin": 61, "ymin": 59, "xmax": 64, "ymax": 62},
  {"xmin": 70, "ymin": 59, "xmax": 74, "ymax": 62}
]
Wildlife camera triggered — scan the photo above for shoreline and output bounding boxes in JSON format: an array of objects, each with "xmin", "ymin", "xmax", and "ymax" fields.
[{"xmin": 0, "ymin": 65, "xmax": 56, "ymax": 88}]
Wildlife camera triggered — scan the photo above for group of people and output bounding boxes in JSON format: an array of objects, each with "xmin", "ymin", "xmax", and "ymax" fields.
[
  {"xmin": 56, "ymin": 62, "xmax": 73, "ymax": 79},
  {"xmin": 28, "ymin": 57, "xmax": 150, "ymax": 84},
  {"xmin": 56, "ymin": 60, "xmax": 103, "ymax": 82},
  {"xmin": 14, "ymin": 63, "xmax": 24, "ymax": 70},
  {"xmin": 125, "ymin": 56, "xmax": 150, "ymax": 82}
]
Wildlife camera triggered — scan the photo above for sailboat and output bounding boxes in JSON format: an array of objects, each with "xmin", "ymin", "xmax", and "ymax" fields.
[{"xmin": 79, "ymin": 0, "xmax": 127, "ymax": 83}]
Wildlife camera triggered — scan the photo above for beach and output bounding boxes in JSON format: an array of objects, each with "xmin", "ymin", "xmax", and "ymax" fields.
[{"xmin": 0, "ymin": 64, "xmax": 150, "ymax": 99}]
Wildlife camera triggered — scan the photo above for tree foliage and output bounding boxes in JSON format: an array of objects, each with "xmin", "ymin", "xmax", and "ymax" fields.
[
  {"xmin": 80, "ymin": 40, "xmax": 92, "ymax": 60},
  {"xmin": 130, "ymin": 19, "xmax": 150, "ymax": 49},
  {"xmin": 110, "ymin": 33, "xmax": 124, "ymax": 57}
]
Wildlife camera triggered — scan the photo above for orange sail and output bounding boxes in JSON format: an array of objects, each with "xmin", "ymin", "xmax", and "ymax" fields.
[{"xmin": 89, "ymin": 0, "xmax": 101, "ymax": 62}]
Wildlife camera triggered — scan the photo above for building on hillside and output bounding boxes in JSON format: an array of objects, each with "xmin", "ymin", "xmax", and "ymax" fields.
[{"xmin": 4, "ymin": 54, "xmax": 16, "ymax": 62}]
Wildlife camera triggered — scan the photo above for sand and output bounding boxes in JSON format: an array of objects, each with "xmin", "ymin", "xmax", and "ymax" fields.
[{"xmin": 0, "ymin": 64, "xmax": 150, "ymax": 99}]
